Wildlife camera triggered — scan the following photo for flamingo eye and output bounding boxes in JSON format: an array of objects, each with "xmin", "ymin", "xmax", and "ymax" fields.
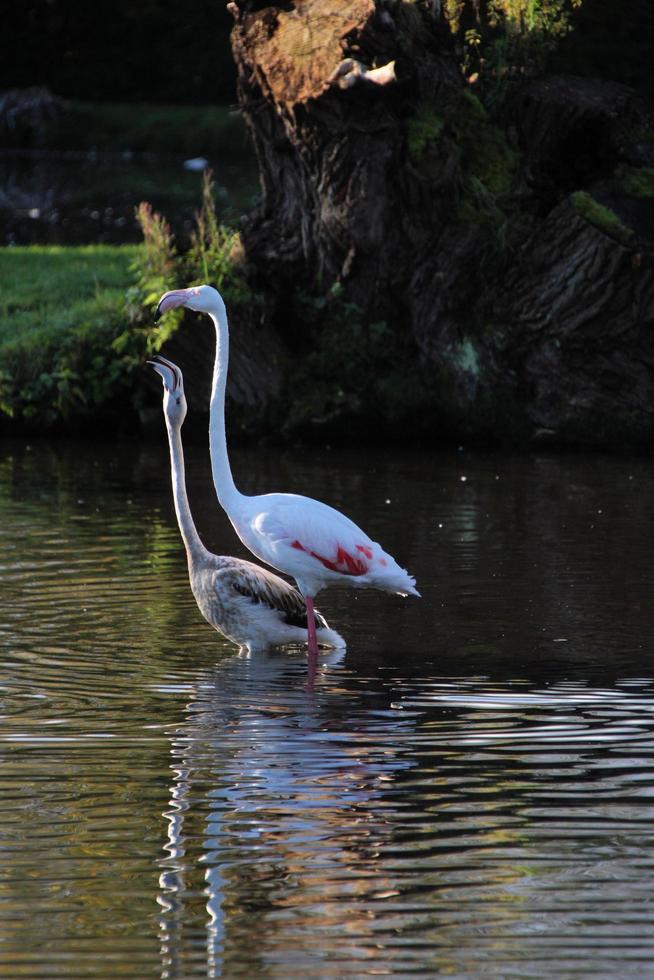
[{"xmin": 176, "ymin": 397, "xmax": 181, "ymax": 405}]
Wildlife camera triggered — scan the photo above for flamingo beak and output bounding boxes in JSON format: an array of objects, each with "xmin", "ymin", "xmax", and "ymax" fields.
[
  {"xmin": 154, "ymin": 290, "xmax": 189, "ymax": 322},
  {"xmin": 147, "ymin": 354, "xmax": 179, "ymax": 391}
]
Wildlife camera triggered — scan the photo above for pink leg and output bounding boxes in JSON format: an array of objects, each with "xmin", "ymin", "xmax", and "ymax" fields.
[
  {"xmin": 305, "ymin": 596, "xmax": 319, "ymax": 657},
  {"xmin": 305, "ymin": 596, "xmax": 318, "ymax": 691}
]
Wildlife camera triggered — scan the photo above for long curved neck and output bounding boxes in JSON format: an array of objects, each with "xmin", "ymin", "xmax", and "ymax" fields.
[
  {"xmin": 208, "ymin": 305, "xmax": 242, "ymax": 512},
  {"xmin": 166, "ymin": 419, "xmax": 209, "ymax": 564}
]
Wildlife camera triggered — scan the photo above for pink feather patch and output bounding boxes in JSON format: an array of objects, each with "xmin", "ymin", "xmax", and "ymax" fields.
[{"xmin": 291, "ymin": 539, "xmax": 368, "ymax": 576}]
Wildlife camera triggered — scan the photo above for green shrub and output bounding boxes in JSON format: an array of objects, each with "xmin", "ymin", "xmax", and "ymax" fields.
[
  {"xmin": 127, "ymin": 170, "xmax": 254, "ymax": 342},
  {"xmin": 0, "ymin": 245, "xmax": 137, "ymax": 425},
  {"xmin": 183, "ymin": 170, "xmax": 252, "ymax": 304},
  {"xmin": 445, "ymin": 0, "xmax": 583, "ymax": 105},
  {"xmin": 0, "ymin": 170, "xmax": 255, "ymax": 430}
]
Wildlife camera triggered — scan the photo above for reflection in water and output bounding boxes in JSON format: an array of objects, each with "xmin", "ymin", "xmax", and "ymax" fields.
[
  {"xmin": 0, "ymin": 149, "xmax": 258, "ymax": 246},
  {"xmin": 155, "ymin": 661, "xmax": 654, "ymax": 976},
  {"xmin": 159, "ymin": 648, "xmax": 398, "ymax": 979},
  {"xmin": 3, "ymin": 440, "xmax": 654, "ymax": 976}
]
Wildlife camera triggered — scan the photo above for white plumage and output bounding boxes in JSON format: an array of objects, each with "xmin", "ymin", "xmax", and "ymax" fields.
[
  {"xmin": 148, "ymin": 354, "xmax": 343, "ymax": 654},
  {"xmin": 155, "ymin": 285, "xmax": 420, "ymax": 660},
  {"xmin": 235, "ymin": 492, "xmax": 418, "ymax": 598}
]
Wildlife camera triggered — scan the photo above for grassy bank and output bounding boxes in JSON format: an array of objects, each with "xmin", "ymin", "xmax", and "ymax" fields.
[
  {"xmin": 0, "ymin": 175, "xmax": 251, "ymax": 435},
  {"xmin": 0, "ymin": 245, "xmax": 135, "ymax": 339},
  {"xmin": 0, "ymin": 245, "xmax": 139, "ymax": 429}
]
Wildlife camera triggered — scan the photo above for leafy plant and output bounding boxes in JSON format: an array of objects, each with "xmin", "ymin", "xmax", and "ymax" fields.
[
  {"xmin": 132, "ymin": 203, "xmax": 177, "ymax": 305},
  {"xmin": 126, "ymin": 170, "xmax": 253, "ymax": 353},
  {"xmin": 0, "ymin": 245, "xmax": 138, "ymax": 427},
  {"xmin": 445, "ymin": 0, "xmax": 583, "ymax": 105},
  {"xmin": 0, "ymin": 168, "xmax": 255, "ymax": 431},
  {"xmin": 184, "ymin": 170, "xmax": 252, "ymax": 303}
]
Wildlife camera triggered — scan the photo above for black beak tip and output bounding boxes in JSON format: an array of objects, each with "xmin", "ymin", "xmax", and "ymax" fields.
[{"xmin": 154, "ymin": 299, "xmax": 168, "ymax": 323}]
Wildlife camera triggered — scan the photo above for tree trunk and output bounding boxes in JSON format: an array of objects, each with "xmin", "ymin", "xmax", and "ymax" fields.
[{"xmin": 228, "ymin": 0, "xmax": 654, "ymax": 448}]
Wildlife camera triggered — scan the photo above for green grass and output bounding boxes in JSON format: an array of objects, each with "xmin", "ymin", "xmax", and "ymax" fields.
[
  {"xmin": 0, "ymin": 245, "xmax": 136, "ymax": 342},
  {"xmin": 0, "ymin": 246, "xmax": 138, "ymax": 425}
]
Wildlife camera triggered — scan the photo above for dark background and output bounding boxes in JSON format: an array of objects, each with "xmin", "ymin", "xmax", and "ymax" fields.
[
  {"xmin": 2, "ymin": 1, "xmax": 654, "ymax": 106},
  {"xmin": 2, "ymin": 0, "xmax": 236, "ymax": 104}
]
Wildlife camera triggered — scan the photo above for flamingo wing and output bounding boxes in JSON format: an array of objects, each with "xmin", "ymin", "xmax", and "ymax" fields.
[
  {"xmin": 242, "ymin": 493, "xmax": 420, "ymax": 596},
  {"xmin": 213, "ymin": 560, "xmax": 326, "ymax": 629},
  {"xmin": 248, "ymin": 494, "xmax": 390, "ymax": 580}
]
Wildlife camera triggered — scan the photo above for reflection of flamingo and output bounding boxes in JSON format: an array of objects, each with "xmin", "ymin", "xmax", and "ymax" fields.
[
  {"xmin": 155, "ymin": 286, "xmax": 420, "ymax": 661},
  {"xmin": 157, "ymin": 647, "xmax": 404, "ymax": 977},
  {"xmin": 148, "ymin": 355, "xmax": 343, "ymax": 654}
]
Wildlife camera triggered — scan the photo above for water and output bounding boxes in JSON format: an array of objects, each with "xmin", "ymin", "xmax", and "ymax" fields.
[
  {"xmin": 0, "ymin": 150, "xmax": 258, "ymax": 246},
  {"xmin": 2, "ymin": 438, "xmax": 654, "ymax": 977}
]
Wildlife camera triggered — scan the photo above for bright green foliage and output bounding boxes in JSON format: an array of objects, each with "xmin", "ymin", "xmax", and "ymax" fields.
[
  {"xmin": 0, "ymin": 173, "xmax": 252, "ymax": 430},
  {"xmin": 0, "ymin": 246, "xmax": 132, "ymax": 343},
  {"xmin": 129, "ymin": 170, "xmax": 252, "ymax": 320},
  {"xmin": 132, "ymin": 203, "xmax": 177, "ymax": 309},
  {"xmin": 571, "ymin": 191, "xmax": 633, "ymax": 243},
  {"xmin": 443, "ymin": 0, "xmax": 464, "ymax": 33},
  {"xmin": 487, "ymin": 0, "xmax": 582, "ymax": 37},
  {"xmin": 121, "ymin": 202, "xmax": 180, "ymax": 358},
  {"xmin": 0, "ymin": 246, "xmax": 137, "ymax": 424},
  {"xmin": 184, "ymin": 170, "xmax": 252, "ymax": 304},
  {"xmin": 125, "ymin": 171, "xmax": 252, "ymax": 358},
  {"xmin": 445, "ymin": 0, "xmax": 583, "ymax": 104}
]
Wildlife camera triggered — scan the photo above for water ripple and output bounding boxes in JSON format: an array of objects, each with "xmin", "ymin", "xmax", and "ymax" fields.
[{"xmin": 3, "ymin": 443, "xmax": 654, "ymax": 975}]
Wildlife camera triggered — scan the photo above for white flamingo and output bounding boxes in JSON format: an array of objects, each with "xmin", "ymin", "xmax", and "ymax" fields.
[
  {"xmin": 155, "ymin": 286, "xmax": 420, "ymax": 660},
  {"xmin": 148, "ymin": 353, "xmax": 343, "ymax": 654}
]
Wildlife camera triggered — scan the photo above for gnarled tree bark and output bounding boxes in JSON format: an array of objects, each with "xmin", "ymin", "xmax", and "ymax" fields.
[{"xmin": 228, "ymin": 0, "xmax": 654, "ymax": 448}]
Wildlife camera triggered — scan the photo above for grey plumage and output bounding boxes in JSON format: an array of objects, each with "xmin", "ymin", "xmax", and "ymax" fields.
[
  {"xmin": 191, "ymin": 555, "xmax": 332, "ymax": 636},
  {"xmin": 149, "ymin": 354, "xmax": 343, "ymax": 653}
]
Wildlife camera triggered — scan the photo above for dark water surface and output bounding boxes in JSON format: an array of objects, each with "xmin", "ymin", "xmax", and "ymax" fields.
[
  {"xmin": 1, "ymin": 150, "xmax": 258, "ymax": 246},
  {"xmin": 2, "ymin": 438, "xmax": 654, "ymax": 977}
]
